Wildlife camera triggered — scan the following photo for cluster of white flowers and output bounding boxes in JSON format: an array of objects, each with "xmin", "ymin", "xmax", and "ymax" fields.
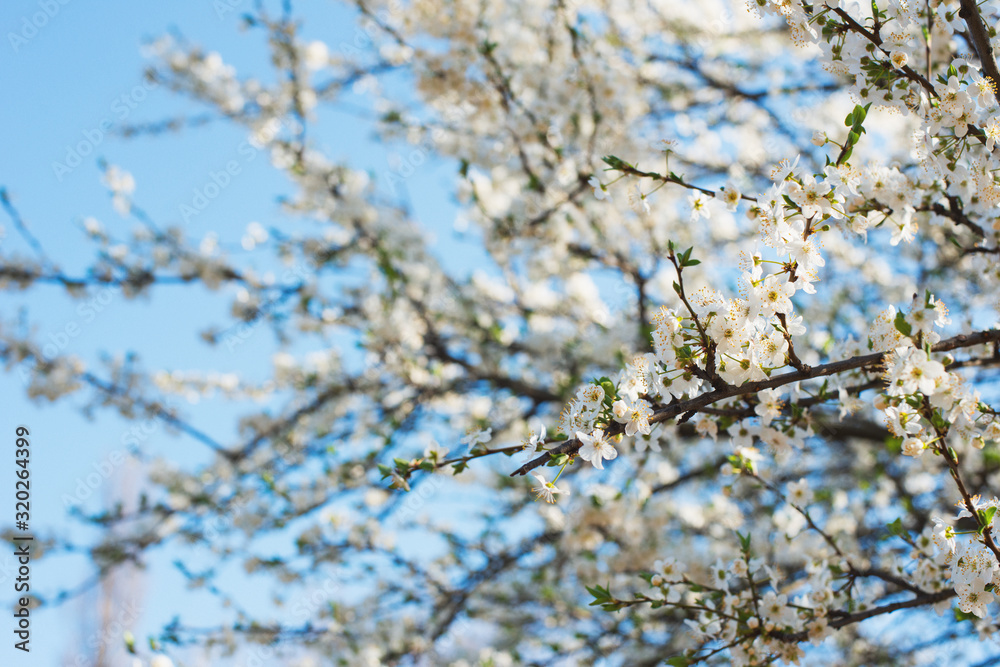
[
  {"xmin": 929, "ymin": 506, "xmax": 1000, "ymax": 619},
  {"xmin": 9, "ymin": 0, "xmax": 1000, "ymax": 663},
  {"xmin": 528, "ymin": 2, "xmax": 1000, "ymax": 657}
]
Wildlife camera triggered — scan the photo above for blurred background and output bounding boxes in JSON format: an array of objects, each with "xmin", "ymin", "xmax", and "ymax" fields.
[{"xmin": 0, "ymin": 2, "xmax": 470, "ymax": 664}]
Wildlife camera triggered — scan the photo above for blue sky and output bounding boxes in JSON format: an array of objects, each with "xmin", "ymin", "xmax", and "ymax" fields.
[{"xmin": 0, "ymin": 2, "xmax": 481, "ymax": 664}]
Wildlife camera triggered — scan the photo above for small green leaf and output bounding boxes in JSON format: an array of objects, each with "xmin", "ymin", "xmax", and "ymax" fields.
[
  {"xmin": 602, "ymin": 155, "xmax": 627, "ymax": 170},
  {"xmin": 981, "ymin": 507, "xmax": 998, "ymax": 532},
  {"xmin": 955, "ymin": 607, "xmax": 978, "ymax": 622},
  {"xmin": 586, "ymin": 583, "xmax": 612, "ymax": 606},
  {"xmin": 600, "ymin": 379, "xmax": 617, "ymax": 401},
  {"xmin": 858, "ymin": 102, "xmax": 871, "ymax": 122},
  {"xmin": 893, "ymin": 311, "xmax": 912, "ymax": 337},
  {"xmin": 548, "ymin": 454, "xmax": 569, "ymax": 466}
]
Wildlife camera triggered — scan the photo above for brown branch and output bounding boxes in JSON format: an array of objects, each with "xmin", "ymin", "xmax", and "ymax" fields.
[
  {"xmin": 773, "ymin": 589, "xmax": 955, "ymax": 643},
  {"xmin": 828, "ymin": 6, "xmax": 937, "ymax": 97},
  {"xmin": 958, "ymin": 0, "xmax": 1000, "ymax": 95},
  {"xmin": 509, "ymin": 328, "xmax": 1000, "ymax": 476},
  {"xmin": 925, "ymin": 197, "xmax": 987, "ymax": 239}
]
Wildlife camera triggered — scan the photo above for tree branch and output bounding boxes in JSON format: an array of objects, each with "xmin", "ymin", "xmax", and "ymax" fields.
[{"xmin": 510, "ymin": 328, "xmax": 1000, "ymax": 476}]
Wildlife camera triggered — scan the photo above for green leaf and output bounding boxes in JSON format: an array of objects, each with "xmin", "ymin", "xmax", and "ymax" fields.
[
  {"xmin": 845, "ymin": 110, "xmax": 856, "ymax": 127},
  {"xmin": 586, "ymin": 583, "xmax": 612, "ymax": 606},
  {"xmin": 600, "ymin": 378, "xmax": 617, "ymax": 401},
  {"xmin": 955, "ymin": 607, "xmax": 978, "ymax": 622},
  {"xmin": 601, "ymin": 155, "xmax": 627, "ymax": 170},
  {"xmin": 886, "ymin": 517, "xmax": 905, "ymax": 537},
  {"xmin": 548, "ymin": 454, "xmax": 570, "ymax": 466},
  {"xmin": 893, "ymin": 311, "xmax": 912, "ymax": 337},
  {"xmin": 981, "ymin": 507, "xmax": 997, "ymax": 531},
  {"xmin": 667, "ymin": 658, "xmax": 694, "ymax": 667},
  {"xmin": 381, "ymin": 110, "xmax": 403, "ymax": 124}
]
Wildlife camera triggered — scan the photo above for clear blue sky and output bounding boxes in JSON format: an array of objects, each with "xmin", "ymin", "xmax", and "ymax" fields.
[{"xmin": 0, "ymin": 2, "xmax": 479, "ymax": 664}]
